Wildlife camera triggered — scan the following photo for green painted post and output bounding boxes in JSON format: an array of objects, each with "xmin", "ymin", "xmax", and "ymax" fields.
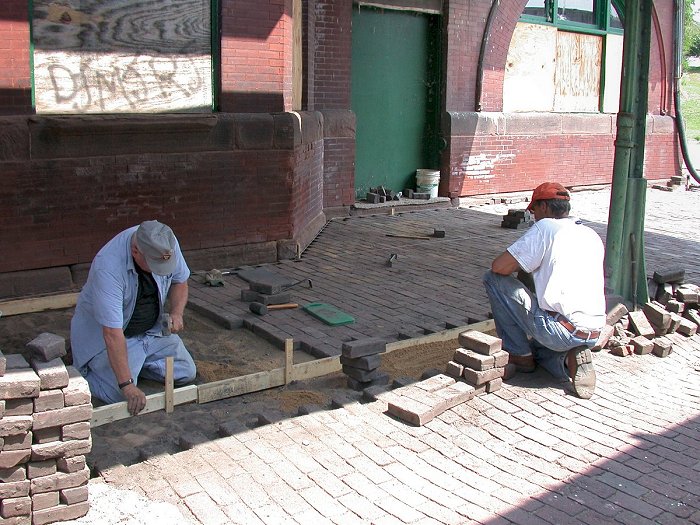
[{"xmin": 606, "ymin": 0, "xmax": 652, "ymax": 306}]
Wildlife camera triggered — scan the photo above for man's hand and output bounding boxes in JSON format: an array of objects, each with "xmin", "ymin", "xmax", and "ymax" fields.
[
  {"xmin": 169, "ymin": 312, "xmax": 184, "ymax": 333},
  {"xmin": 122, "ymin": 383, "xmax": 147, "ymax": 415}
]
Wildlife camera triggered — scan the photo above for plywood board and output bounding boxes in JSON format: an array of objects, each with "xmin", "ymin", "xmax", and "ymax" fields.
[
  {"xmin": 503, "ymin": 23, "xmax": 557, "ymax": 113},
  {"xmin": 603, "ymin": 34, "xmax": 624, "ymax": 114},
  {"xmin": 32, "ymin": 0, "xmax": 212, "ymax": 114},
  {"xmin": 553, "ymin": 31, "xmax": 602, "ymax": 112}
]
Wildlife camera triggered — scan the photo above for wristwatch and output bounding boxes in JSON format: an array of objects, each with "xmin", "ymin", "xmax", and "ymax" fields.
[{"xmin": 118, "ymin": 378, "xmax": 134, "ymax": 389}]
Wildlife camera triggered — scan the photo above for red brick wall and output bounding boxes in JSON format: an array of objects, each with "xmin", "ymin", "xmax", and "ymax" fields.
[
  {"xmin": 219, "ymin": 0, "xmax": 294, "ymax": 112},
  {"xmin": 0, "ymin": 0, "xmax": 31, "ymax": 114},
  {"xmin": 0, "ymin": 112, "xmax": 324, "ymax": 275},
  {"xmin": 444, "ymin": 113, "xmax": 679, "ymax": 197}
]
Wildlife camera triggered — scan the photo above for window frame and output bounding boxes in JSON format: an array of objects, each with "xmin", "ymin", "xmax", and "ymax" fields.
[{"xmin": 520, "ymin": 0, "xmax": 624, "ymax": 36}]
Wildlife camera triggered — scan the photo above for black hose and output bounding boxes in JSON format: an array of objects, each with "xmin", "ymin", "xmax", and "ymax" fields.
[{"xmin": 674, "ymin": 0, "xmax": 700, "ymax": 184}]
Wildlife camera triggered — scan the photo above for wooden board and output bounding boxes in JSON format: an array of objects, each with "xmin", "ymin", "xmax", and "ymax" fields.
[
  {"xmin": 0, "ymin": 293, "xmax": 79, "ymax": 317},
  {"xmin": 32, "ymin": 0, "xmax": 212, "ymax": 114},
  {"xmin": 91, "ymin": 385, "xmax": 198, "ymax": 427},
  {"xmin": 553, "ymin": 31, "xmax": 602, "ymax": 112},
  {"xmin": 197, "ymin": 368, "xmax": 286, "ymax": 404},
  {"xmin": 503, "ymin": 23, "xmax": 557, "ymax": 113}
]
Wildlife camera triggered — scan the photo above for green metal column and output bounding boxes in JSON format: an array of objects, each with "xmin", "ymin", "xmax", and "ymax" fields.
[{"xmin": 605, "ymin": 0, "xmax": 653, "ymax": 308}]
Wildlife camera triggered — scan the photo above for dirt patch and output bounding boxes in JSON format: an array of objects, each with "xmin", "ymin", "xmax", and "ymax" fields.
[{"xmin": 380, "ymin": 340, "xmax": 459, "ymax": 380}]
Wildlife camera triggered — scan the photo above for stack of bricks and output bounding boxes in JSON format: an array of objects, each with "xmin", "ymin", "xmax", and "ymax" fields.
[
  {"xmin": 501, "ymin": 209, "xmax": 533, "ymax": 229},
  {"xmin": 445, "ymin": 330, "xmax": 509, "ymax": 394},
  {"xmin": 340, "ymin": 338, "xmax": 389, "ymax": 391},
  {"xmin": 601, "ymin": 270, "xmax": 699, "ymax": 358},
  {"xmin": 385, "ymin": 374, "xmax": 475, "ymax": 426},
  {"xmin": 0, "ymin": 333, "xmax": 92, "ymax": 525}
]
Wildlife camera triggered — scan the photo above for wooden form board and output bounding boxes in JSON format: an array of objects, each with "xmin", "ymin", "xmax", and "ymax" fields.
[
  {"xmin": 0, "ymin": 293, "xmax": 79, "ymax": 317},
  {"xmin": 32, "ymin": 0, "xmax": 212, "ymax": 114}
]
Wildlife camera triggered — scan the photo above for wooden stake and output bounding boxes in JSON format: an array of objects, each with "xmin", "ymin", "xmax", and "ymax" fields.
[
  {"xmin": 165, "ymin": 356, "xmax": 174, "ymax": 413},
  {"xmin": 285, "ymin": 338, "xmax": 294, "ymax": 384}
]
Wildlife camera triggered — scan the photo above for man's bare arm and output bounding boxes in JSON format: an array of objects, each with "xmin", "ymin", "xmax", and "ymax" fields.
[
  {"xmin": 103, "ymin": 327, "xmax": 146, "ymax": 415},
  {"xmin": 168, "ymin": 281, "xmax": 188, "ymax": 332},
  {"xmin": 491, "ymin": 251, "xmax": 521, "ymax": 275}
]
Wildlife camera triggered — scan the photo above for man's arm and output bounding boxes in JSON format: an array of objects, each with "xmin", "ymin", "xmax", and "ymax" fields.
[
  {"xmin": 102, "ymin": 327, "xmax": 146, "ymax": 415},
  {"xmin": 168, "ymin": 281, "xmax": 188, "ymax": 332},
  {"xmin": 491, "ymin": 250, "xmax": 521, "ymax": 275}
]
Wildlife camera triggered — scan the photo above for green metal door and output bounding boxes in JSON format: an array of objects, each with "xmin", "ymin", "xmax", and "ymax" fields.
[{"xmin": 351, "ymin": 7, "xmax": 440, "ymax": 199}]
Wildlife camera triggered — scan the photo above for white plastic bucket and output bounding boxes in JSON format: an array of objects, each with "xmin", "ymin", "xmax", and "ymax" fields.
[{"xmin": 416, "ymin": 169, "xmax": 440, "ymax": 198}]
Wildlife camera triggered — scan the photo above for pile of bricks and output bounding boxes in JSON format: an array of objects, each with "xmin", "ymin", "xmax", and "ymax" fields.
[
  {"xmin": 385, "ymin": 374, "xmax": 475, "ymax": 426},
  {"xmin": 365, "ymin": 186, "xmax": 401, "ymax": 204},
  {"xmin": 652, "ymin": 174, "xmax": 686, "ymax": 192},
  {"xmin": 340, "ymin": 338, "xmax": 389, "ymax": 391},
  {"xmin": 445, "ymin": 330, "xmax": 509, "ymax": 394},
  {"xmin": 500, "ymin": 209, "xmax": 533, "ymax": 229},
  {"xmin": 599, "ymin": 270, "xmax": 699, "ymax": 358},
  {"xmin": 0, "ymin": 333, "xmax": 92, "ymax": 525}
]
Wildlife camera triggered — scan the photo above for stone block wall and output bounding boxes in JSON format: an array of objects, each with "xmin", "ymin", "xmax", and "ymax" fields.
[{"xmin": 0, "ymin": 335, "xmax": 92, "ymax": 525}]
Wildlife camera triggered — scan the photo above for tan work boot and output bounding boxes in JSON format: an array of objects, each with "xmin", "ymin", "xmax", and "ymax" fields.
[{"xmin": 567, "ymin": 346, "xmax": 596, "ymax": 399}]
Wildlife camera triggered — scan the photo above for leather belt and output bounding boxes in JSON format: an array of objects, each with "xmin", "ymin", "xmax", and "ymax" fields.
[{"xmin": 548, "ymin": 312, "xmax": 601, "ymax": 341}]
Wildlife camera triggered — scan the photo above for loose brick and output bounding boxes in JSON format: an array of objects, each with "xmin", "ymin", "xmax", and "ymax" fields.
[
  {"xmin": 31, "ymin": 437, "xmax": 92, "ymax": 461},
  {"xmin": 32, "ymin": 501, "xmax": 89, "ymax": 525},
  {"xmin": 0, "ymin": 416, "xmax": 32, "ymax": 438},
  {"xmin": 31, "ymin": 358, "xmax": 69, "ymax": 390},
  {"xmin": 445, "ymin": 361, "xmax": 464, "ymax": 379},
  {"xmin": 29, "ymin": 466, "xmax": 90, "ymax": 494},
  {"xmin": 339, "ymin": 353, "xmax": 381, "ymax": 371},
  {"xmin": 606, "ymin": 302, "xmax": 629, "ymax": 325},
  {"xmin": 668, "ymin": 312, "xmax": 682, "ymax": 333},
  {"xmin": 652, "ymin": 268, "xmax": 685, "ymax": 284},
  {"xmin": 677, "ymin": 317, "xmax": 698, "ymax": 336},
  {"xmin": 652, "ymin": 337, "xmax": 672, "ymax": 358},
  {"xmin": 0, "ymin": 495, "xmax": 31, "ymax": 518},
  {"xmin": 610, "ymin": 345, "xmax": 633, "ymax": 357},
  {"xmin": 341, "ymin": 338, "xmax": 386, "ymax": 358},
  {"xmin": 457, "ymin": 330, "xmax": 502, "ymax": 355},
  {"xmin": 0, "ymin": 370, "xmax": 40, "ymax": 401},
  {"xmin": 627, "ymin": 311, "xmax": 655, "ymax": 338},
  {"xmin": 342, "ymin": 365, "xmax": 384, "ymax": 382},
  {"xmin": 25, "ymin": 333, "xmax": 66, "ymax": 362},
  {"xmin": 33, "ymin": 427, "xmax": 61, "ymax": 445},
  {"xmin": 60, "ymin": 484, "xmax": 88, "ymax": 505},
  {"xmin": 6, "ymin": 355, "xmax": 29, "ymax": 370},
  {"xmin": 63, "ymin": 368, "xmax": 91, "ymax": 407},
  {"xmin": 486, "ymin": 377, "xmax": 503, "ymax": 393},
  {"xmin": 665, "ymin": 299, "xmax": 684, "ymax": 313},
  {"xmin": 3, "ymin": 432, "xmax": 31, "ymax": 451},
  {"xmin": 492, "ymin": 350, "xmax": 509, "ymax": 367},
  {"xmin": 684, "ymin": 308, "xmax": 700, "ymax": 327},
  {"xmin": 453, "ymin": 348, "xmax": 495, "ymax": 370},
  {"xmin": 62, "ymin": 422, "xmax": 90, "ymax": 441},
  {"xmin": 56, "ymin": 456, "xmax": 85, "ymax": 474},
  {"xmin": 0, "ymin": 479, "xmax": 30, "ymax": 499},
  {"xmin": 0, "ymin": 467, "xmax": 26, "ymax": 483},
  {"xmin": 33, "ymin": 404, "xmax": 91, "ymax": 430},
  {"xmin": 0, "ymin": 450, "xmax": 31, "ymax": 469},
  {"xmin": 385, "ymin": 393, "xmax": 438, "ymax": 426},
  {"xmin": 432, "ymin": 381, "xmax": 475, "ymax": 408},
  {"xmin": 4, "ymin": 398, "xmax": 34, "ymax": 416},
  {"xmin": 32, "ymin": 491, "xmax": 59, "ymax": 511},
  {"xmin": 463, "ymin": 367, "xmax": 502, "ymax": 386},
  {"xmin": 631, "ymin": 336, "xmax": 654, "ymax": 355},
  {"xmin": 414, "ymin": 374, "xmax": 455, "ymax": 392},
  {"xmin": 27, "ymin": 460, "xmax": 56, "ymax": 479},
  {"xmin": 642, "ymin": 302, "xmax": 671, "ymax": 331},
  {"xmin": 0, "ymin": 350, "xmax": 5, "ymax": 377},
  {"xmin": 33, "ymin": 390, "xmax": 65, "ymax": 413},
  {"xmin": 676, "ymin": 286, "xmax": 699, "ymax": 304},
  {"xmin": 400, "ymin": 386, "xmax": 452, "ymax": 415},
  {"xmin": 591, "ymin": 324, "xmax": 614, "ymax": 351}
]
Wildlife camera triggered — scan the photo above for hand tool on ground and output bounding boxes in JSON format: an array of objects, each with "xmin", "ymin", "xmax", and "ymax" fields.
[
  {"xmin": 385, "ymin": 233, "xmax": 431, "ymax": 240},
  {"xmin": 249, "ymin": 302, "xmax": 299, "ymax": 316},
  {"xmin": 280, "ymin": 278, "xmax": 313, "ymax": 291}
]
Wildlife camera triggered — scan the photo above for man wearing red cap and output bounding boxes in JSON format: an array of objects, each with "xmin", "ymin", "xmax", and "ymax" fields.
[{"xmin": 483, "ymin": 182, "xmax": 605, "ymax": 399}]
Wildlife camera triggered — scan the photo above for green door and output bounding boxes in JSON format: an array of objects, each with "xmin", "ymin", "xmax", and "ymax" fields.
[{"xmin": 351, "ymin": 7, "xmax": 440, "ymax": 199}]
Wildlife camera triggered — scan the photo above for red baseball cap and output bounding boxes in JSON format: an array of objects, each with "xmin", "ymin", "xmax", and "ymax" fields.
[{"xmin": 526, "ymin": 182, "xmax": 570, "ymax": 211}]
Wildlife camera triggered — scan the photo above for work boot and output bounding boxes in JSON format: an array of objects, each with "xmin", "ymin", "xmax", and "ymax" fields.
[
  {"xmin": 507, "ymin": 353, "xmax": 536, "ymax": 373},
  {"xmin": 567, "ymin": 346, "xmax": 596, "ymax": 399}
]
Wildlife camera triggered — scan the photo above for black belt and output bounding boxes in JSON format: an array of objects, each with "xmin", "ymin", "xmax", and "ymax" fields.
[{"xmin": 548, "ymin": 312, "xmax": 600, "ymax": 341}]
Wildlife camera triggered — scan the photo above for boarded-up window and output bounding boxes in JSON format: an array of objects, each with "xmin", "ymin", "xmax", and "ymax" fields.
[{"xmin": 32, "ymin": 0, "xmax": 212, "ymax": 114}]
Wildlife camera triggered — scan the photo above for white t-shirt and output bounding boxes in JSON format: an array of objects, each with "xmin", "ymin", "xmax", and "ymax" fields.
[{"xmin": 507, "ymin": 217, "xmax": 606, "ymax": 331}]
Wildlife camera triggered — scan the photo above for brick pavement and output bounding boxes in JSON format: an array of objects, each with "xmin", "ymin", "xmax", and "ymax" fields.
[{"xmin": 63, "ymin": 185, "xmax": 700, "ymax": 525}]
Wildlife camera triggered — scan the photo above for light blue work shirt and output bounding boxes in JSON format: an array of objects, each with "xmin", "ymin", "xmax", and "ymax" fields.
[{"xmin": 70, "ymin": 226, "xmax": 190, "ymax": 370}]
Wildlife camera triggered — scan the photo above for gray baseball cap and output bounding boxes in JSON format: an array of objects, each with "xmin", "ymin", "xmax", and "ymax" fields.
[{"xmin": 135, "ymin": 220, "xmax": 177, "ymax": 275}]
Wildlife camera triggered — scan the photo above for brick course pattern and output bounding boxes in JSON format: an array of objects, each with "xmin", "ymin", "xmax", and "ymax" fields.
[{"xmin": 0, "ymin": 334, "xmax": 91, "ymax": 525}]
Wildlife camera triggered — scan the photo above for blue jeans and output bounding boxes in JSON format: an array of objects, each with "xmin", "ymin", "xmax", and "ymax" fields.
[
  {"xmin": 80, "ymin": 333, "xmax": 197, "ymax": 404},
  {"xmin": 483, "ymin": 270, "xmax": 597, "ymax": 379}
]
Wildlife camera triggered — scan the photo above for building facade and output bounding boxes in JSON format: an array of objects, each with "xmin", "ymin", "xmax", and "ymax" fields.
[{"xmin": 0, "ymin": 0, "xmax": 680, "ymax": 297}]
